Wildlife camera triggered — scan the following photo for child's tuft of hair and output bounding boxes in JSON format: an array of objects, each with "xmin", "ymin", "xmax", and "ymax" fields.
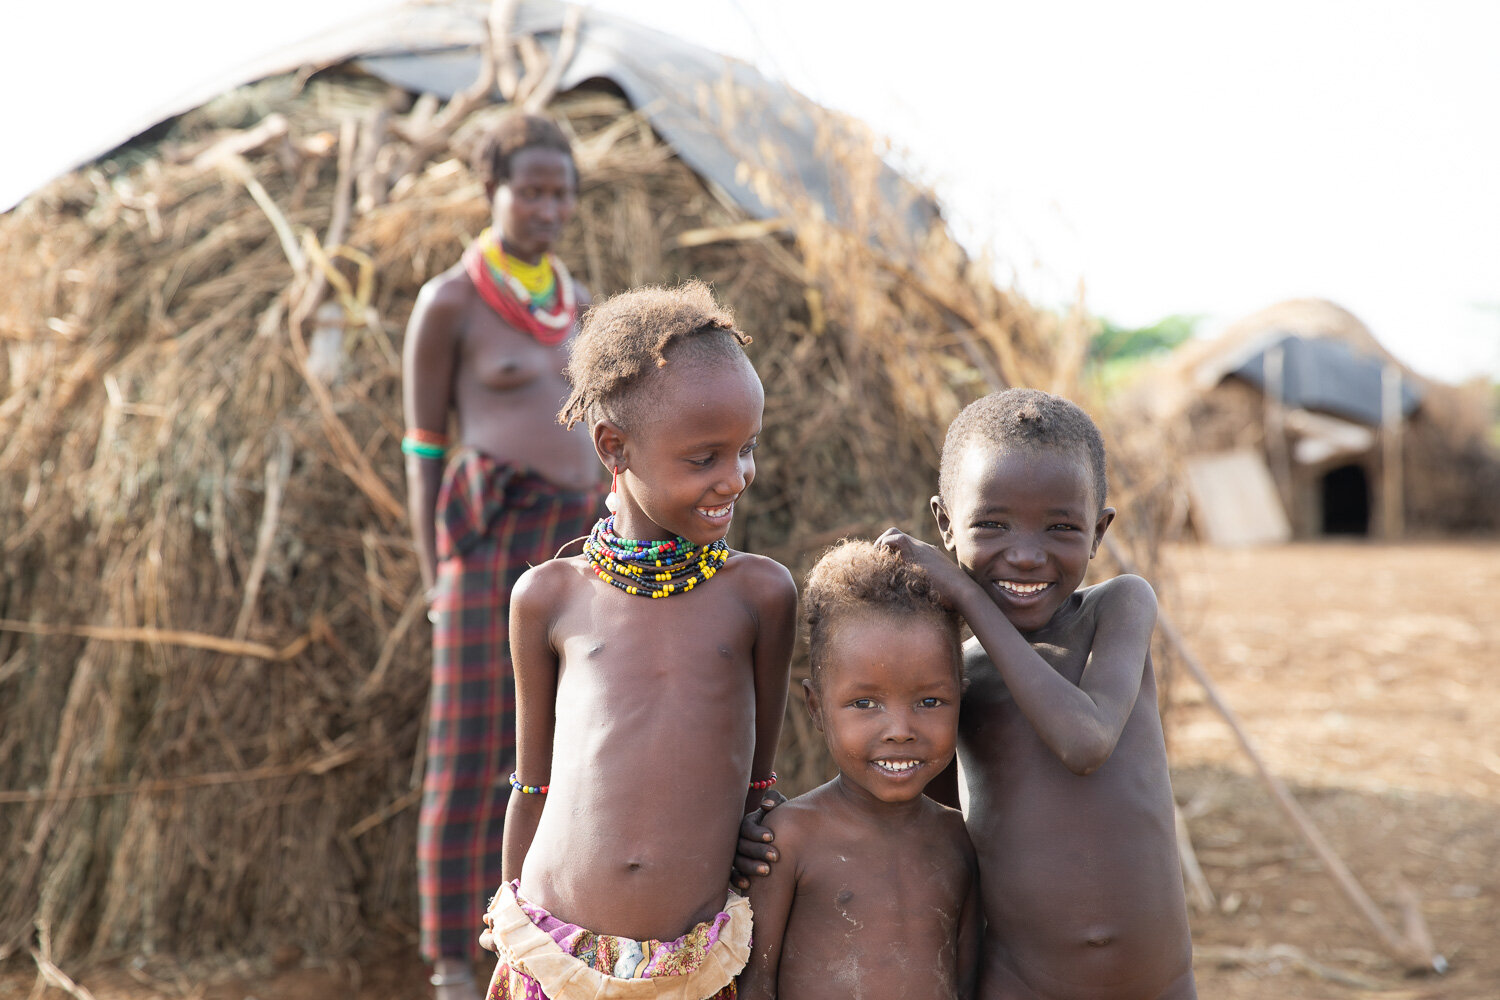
[
  {"xmin": 938, "ymin": 387, "xmax": 1108, "ymax": 513},
  {"xmin": 803, "ymin": 539, "xmax": 961, "ymax": 686},
  {"xmin": 470, "ymin": 111, "xmax": 574, "ymax": 187},
  {"xmin": 559, "ymin": 280, "xmax": 752, "ymax": 430}
]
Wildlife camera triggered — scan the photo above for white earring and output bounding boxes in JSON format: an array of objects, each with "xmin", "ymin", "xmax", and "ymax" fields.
[{"xmin": 605, "ymin": 466, "xmax": 620, "ymax": 513}]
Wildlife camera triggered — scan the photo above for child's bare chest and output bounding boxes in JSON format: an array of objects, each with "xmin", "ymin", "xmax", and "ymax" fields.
[
  {"xmin": 797, "ymin": 828, "xmax": 968, "ymax": 937},
  {"xmin": 555, "ymin": 587, "xmax": 757, "ymax": 694}
]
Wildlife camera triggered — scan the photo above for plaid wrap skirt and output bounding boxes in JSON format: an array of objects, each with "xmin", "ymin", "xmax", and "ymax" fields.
[{"xmin": 418, "ymin": 450, "xmax": 601, "ymax": 961}]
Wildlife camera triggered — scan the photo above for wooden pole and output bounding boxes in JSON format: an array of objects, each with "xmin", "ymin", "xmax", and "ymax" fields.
[
  {"xmin": 1380, "ymin": 364, "xmax": 1405, "ymax": 540},
  {"xmin": 1262, "ymin": 343, "xmax": 1295, "ymax": 531}
]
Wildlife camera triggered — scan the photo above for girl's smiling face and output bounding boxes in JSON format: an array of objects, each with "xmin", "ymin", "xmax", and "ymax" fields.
[
  {"xmin": 604, "ymin": 356, "xmax": 764, "ymax": 547},
  {"xmin": 806, "ymin": 609, "xmax": 961, "ymax": 807},
  {"xmin": 936, "ymin": 443, "xmax": 1114, "ymax": 634}
]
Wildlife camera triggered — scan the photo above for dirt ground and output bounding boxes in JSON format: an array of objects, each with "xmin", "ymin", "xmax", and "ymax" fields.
[
  {"xmin": 1159, "ymin": 539, "xmax": 1499, "ymax": 999},
  {"xmin": 3, "ymin": 539, "xmax": 1496, "ymax": 999}
]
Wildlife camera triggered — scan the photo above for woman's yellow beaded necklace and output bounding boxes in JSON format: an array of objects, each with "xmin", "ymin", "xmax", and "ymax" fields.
[{"xmin": 488, "ymin": 242, "xmax": 556, "ymax": 305}]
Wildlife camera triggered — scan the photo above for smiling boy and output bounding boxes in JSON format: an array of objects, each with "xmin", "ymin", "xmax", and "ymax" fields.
[{"xmin": 880, "ymin": 388, "xmax": 1196, "ymax": 999}]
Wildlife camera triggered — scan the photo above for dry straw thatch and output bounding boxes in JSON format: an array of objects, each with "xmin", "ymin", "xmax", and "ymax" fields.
[{"xmin": 0, "ymin": 62, "xmax": 1152, "ymax": 968}]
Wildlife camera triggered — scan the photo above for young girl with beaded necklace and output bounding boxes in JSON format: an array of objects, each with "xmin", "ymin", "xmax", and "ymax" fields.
[{"xmin": 481, "ymin": 280, "xmax": 797, "ymax": 1000}]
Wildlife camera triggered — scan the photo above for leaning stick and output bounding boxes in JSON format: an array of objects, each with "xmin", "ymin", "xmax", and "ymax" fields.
[
  {"xmin": 667, "ymin": 217, "xmax": 791, "ymax": 249},
  {"xmin": 0, "ymin": 618, "xmax": 311, "ymax": 661},
  {"xmin": 395, "ymin": 0, "xmax": 503, "ymax": 180},
  {"xmin": 1104, "ymin": 535, "xmax": 1444, "ymax": 973},
  {"xmin": 1174, "ymin": 801, "xmax": 1216, "ymax": 913},
  {"xmin": 232, "ymin": 433, "xmax": 292, "ymax": 641},
  {"xmin": 0, "ymin": 745, "xmax": 363, "ymax": 804},
  {"xmin": 263, "ymin": 129, "xmax": 403, "ymax": 526},
  {"xmin": 492, "ymin": 0, "xmax": 521, "ymax": 102},
  {"xmin": 188, "ymin": 112, "xmax": 290, "ymax": 172}
]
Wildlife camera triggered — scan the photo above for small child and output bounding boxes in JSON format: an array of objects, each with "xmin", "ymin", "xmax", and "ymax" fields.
[
  {"xmin": 485, "ymin": 281, "xmax": 798, "ymax": 999},
  {"xmin": 737, "ymin": 540, "xmax": 978, "ymax": 1000},
  {"xmin": 739, "ymin": 388, "xmax": 1196, "ymax": 1000}
]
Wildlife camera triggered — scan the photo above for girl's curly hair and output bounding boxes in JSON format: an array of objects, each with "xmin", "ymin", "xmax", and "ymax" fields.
[{"xmin": 559, "ymin": 280, "xmax": 752, "ymax": 430}]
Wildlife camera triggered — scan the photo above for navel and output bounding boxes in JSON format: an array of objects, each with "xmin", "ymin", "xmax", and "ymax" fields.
[{"xmin": 1083, "ymin": 928, "xmax": 1115, "ymax": 948}]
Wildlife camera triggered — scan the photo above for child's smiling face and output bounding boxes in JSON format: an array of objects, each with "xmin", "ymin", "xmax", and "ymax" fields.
[
  {"xmin": 936, "ymin": 443, "xmax": 1115, "ymax": 634},
  {"xmin": 807, "ymin": 610, "xmax": 961, "ymax": 806},
  {"xmin": 610, "ymin": 356, "xmax": 764, "ymax": 547}
]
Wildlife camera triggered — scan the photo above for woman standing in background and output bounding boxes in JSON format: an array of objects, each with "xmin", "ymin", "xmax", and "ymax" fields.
[{"xmin": 402, "ymin": 111, "xmax": 600, "ymax": 1000}]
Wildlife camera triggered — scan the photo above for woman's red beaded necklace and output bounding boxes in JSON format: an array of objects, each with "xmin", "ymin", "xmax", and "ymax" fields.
[
  {"xmin": 584, "ymin": 515, "xmax": 728, "ymax": 598},
  {"xmin": 461, "ymin": 227, "xmax": 576, "ymax": 345}
]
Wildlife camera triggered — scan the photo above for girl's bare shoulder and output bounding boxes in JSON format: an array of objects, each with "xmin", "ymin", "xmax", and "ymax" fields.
[
  {"xmin": 724, "ymin": 550, "xmax": 797, "ymax": 602},
  {"xmin": 513, "ymin": 553, "xmax": 594, "ymax": 604}
]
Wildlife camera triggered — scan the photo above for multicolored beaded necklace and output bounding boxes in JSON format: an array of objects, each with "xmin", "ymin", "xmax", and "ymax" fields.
[
  {"xmin": 461, "ymin": 227, "xmax": 577, "ymax": 345},
  {"xmin": 583, "ymin": 515, "xmax": 729, "ymax": 598}
]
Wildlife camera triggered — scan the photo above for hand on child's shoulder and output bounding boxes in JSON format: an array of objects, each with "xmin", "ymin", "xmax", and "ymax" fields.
[{"xmin": 755, "ymin": 793, "xmax": 815, "ymax": 852}]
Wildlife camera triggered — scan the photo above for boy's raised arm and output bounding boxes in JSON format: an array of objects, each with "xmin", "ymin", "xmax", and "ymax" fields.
[
  {"xmin": 970, "ymin": 572, "xmax": 1155, "ymax": 774},
  {"xmin": 878, "ymin": 528, "xmax": 1156, "ymax": 775},
  {"xmin": 744, "ymin": 557, "xmax": 797, "ymax": 814},
  {"xmin": 501, "ymin": 564, "xmax": 564, "ymax": 883}
]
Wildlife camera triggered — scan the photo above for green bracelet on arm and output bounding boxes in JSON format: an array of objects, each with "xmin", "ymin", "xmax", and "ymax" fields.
[{"xmin": 401, "ymin": 436, "xmax": 447, "ymax": 460}]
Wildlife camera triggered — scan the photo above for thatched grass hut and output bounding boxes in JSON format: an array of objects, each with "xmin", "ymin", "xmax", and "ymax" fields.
[
  {"xmin": 1117, "ymin": 298, "xmax": 1500, "ymax": 543},
  {"xmin": 0, "ymin": 6, "xmax": 1154, "ymax": 972}
]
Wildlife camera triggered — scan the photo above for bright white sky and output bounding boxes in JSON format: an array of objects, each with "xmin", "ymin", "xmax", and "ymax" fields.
[{"xmin": 7, "ymin": 1, "xmax": 1498, "ymax": 382}]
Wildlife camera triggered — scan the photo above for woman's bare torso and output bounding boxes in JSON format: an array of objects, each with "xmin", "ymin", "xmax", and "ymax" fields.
[{"xmin": 448, "ymin": 269, "xmax": 596, "ymax": 488}]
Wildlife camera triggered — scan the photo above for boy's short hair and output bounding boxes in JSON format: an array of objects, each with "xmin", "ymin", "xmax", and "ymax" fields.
[
  {"xmin": 471, "ymin": 111, "xmax": 575, "ymax": 187},
  {"xmin": 938, "ymin": 388, "xmax": 1108, "ymax": 513},
  {"xmin": 804, "ymin": 539, "xmax": 961, "ymax": 686},
  {"xmin": 559, "ymin": 280, "xmax": 752, "ymax": 430}
]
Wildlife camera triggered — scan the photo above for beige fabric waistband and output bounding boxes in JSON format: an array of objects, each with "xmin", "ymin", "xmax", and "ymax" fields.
[{"xmin": 491, "ymin": 883, "xmax": 752, "ymax": 1000}]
